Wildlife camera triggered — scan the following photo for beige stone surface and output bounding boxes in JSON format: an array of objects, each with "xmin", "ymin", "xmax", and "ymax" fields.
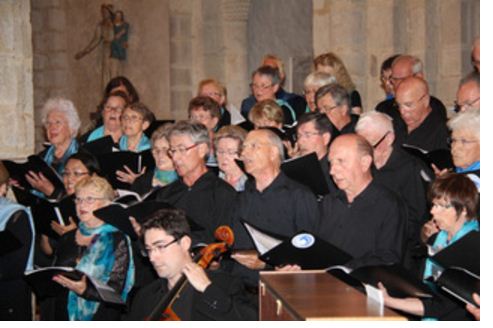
[{"xmin": 0, "ymin": 0, "xmax": 34, "ymax": 160}]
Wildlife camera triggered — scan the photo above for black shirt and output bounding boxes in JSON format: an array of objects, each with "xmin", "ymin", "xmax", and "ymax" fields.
[
  {"xmin": 331, "ymin": 114, "xmax": 359, "ymax": 141},
  {"xmin": 318, "ymin": 180, "xmax": 406, "ymax": 268},
  {"xmin": 124, "ymin": 271, "xmax": 257, "ymax": 320},
  {"xmin": 156, "ymin": 170, "xmax": 237, "ymax": 243},
  {"xmin": 231, "ymin": 172, "xmax": 320, "ymax": 286},
  {"xmin": 373, "ymin": 148, "xmax": 428, "ymax": 243},
  {"xmin": 375, "ymin": 95, "xmax": 448, "ymax": 149}
]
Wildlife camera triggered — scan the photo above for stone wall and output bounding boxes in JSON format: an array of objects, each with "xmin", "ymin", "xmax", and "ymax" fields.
[
  {"xmin": 313, "ymin": 0, "xmax": 480, "ymax": 112},
  {"xmin": 0, "ymin": 0, "xmax": 34, "ymax": 160}
]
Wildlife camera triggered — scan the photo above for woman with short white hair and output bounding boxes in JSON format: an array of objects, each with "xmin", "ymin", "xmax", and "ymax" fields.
[{"xmin": 27, "ymin": 97, "xmax": 81, "ymax": 198}]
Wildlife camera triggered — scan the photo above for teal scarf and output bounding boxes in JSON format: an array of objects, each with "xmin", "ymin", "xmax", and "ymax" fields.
[
  {"xmin": 86, "ymin": 126, "xmax": 105, "ymax": 143},
  {"xmin": 67, "ymin": 222, "xmax": 134, "ymax": 320},
  {"xmin": 119, "ymin": 134, "xmax": 151, "ymax": 152},
  {"xmin": 276, "ymin": 99, "xmax": 297, "ymax": 124},
  {"xmin": 153, "ymin": 169, "xmax": 178, "ymax": 186},
  {"xmin": 0, "ymin": 197, "xmax": 35, "ymax": 271}
]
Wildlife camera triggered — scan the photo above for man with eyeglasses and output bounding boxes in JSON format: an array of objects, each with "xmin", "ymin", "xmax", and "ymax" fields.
[
  {"xmin": 230, "ymin": 128, "xmax": 319, "ymax": 289},
  {"xmin": 155, "ymin": 121, "xmax": 236, "ymax": 244},
  {"xmin": 315, "ymin": 83, "xmax": 359, "ymax": 138},
  {"xmin": 455, "ymin": 71, "xmax": 480, "ymax": 112},
  {"xmin": 394, "ymin": 77, "xmax": 449, "ymax": 152},
  {"xmin": 318, "ymin": 134, "xmax": 406, "ymax": 267},
  {"xmin": 124, "ymin": 208, "xmax": 257, "ymax": 320},
  {"xmin": 355, "ymin": 112, "xmax": 428, "ymax": 272},
  {"xmin": 375, "ymin": 55, "xmax": 447, "ymax": 142},
  {"xmin": 291, "ymin": 112, "xmax": 337, "ymax": 192}
]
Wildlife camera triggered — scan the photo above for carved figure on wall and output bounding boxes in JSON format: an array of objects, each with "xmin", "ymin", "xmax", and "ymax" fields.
[{"xmin": 75, "ymin": 4, "xmax": 130, "ymax": 92}]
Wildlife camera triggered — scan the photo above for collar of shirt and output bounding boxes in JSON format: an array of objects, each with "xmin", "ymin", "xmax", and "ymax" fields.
[
  {"xmin": 245, "ymin": 171, "xmax": 288, "ymax": 194},
  {"xmin": 455, "ymin": 161, "xmax": 480, "ymax": 173},
  {"xmin": 334, "ymin": 179, "xmax": 376, "ymax": 206}
]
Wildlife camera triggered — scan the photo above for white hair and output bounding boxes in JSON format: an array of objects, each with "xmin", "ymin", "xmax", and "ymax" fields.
[
  {"xmin": 448, "ymin": 110, "xmax": 480, "ymax": 140},
  {"xmin": 355, "ymin": 111, "xmax": 394, "ymax": 134},
  {"xmin": 41, "ymin": 97, "xmax": 81, "ymax": 138},
  {"xmin": 304, "ymin": 71, "xmax": 337, "ymax": 90}
]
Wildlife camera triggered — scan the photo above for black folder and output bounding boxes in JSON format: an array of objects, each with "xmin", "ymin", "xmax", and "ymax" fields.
[
  {"xmin": 0, "ymin": 230, "xmax": 23, "ymax": 256},
  {"xmin": 401, "ymin": 144, "xmax": 453, "ymax": 170},
  {"xmin": 327, "ymin": 264, "xmax": 433, "ymax": 299},
  {"xmin": 96, "ymin": 149, "xmax": 155, "ymax": 190},
  {"xmin": 2, "ymin": 155, "xmax": 65, "ymax": 192},
  {"xmin": 24, "ymin": 267, "xmax": 124, "ymax": 304},
  {"xmin": 29, "ymin": 195, "xmax": 78, "ymax": 239},
  {"xmin": 429, "ymin": 231, "xmax": 480, "ymax": 306},
  {"xmin": 281, "ymin": 152, "xmax": 330, "ymax": 196},
  {"xmin": 80, "ymin": 135, "xmax": 116, "ymax": 156},
  {"xmin": 242, "ymin": 221, "xmax": 352, "ymax": 269}
]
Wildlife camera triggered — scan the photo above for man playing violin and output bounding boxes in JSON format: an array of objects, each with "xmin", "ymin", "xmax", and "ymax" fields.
[{"xmin": 124, "ymin": 208, "xmax": 256, "ymax": 320}]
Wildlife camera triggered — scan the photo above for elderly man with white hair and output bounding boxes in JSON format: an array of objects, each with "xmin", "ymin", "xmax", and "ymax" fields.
[
  {"xmin": 25, "ymin": 97, "xmax": 81, "ymax": 198},
  {"xmin": 355, "ymin": 111, "xmax": 428, "ymax": 271}
]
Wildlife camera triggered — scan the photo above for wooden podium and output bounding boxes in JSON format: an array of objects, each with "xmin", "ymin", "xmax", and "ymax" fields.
[{"xmin": 259, "ymin": 270, "xmax": 406, "ymax": 321}]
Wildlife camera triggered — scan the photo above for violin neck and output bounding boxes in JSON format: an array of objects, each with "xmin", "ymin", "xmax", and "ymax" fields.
[{"xmin": 147, "ymin": 274, "xmax": 188, "ymax": 320}]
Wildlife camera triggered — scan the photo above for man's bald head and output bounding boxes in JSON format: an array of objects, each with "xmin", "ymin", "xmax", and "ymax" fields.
[
  {"xmin": 395, "ymin": 77, "xmax": 431, "ymax": 132},
  {"xmin": 390, "ymin": 55, "xmax": 424, "ymax": 90}
]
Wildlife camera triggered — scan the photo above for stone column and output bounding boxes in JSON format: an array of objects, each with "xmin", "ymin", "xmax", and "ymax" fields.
[
  {"xmin": 221, "ymin": 0, "xmax": 251, "ymax": 109},
  {"xmin": 0, "ymin": 0, "xmax": 34, "ymax": 159}
]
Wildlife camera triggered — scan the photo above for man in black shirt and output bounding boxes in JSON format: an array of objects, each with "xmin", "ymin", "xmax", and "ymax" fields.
[
  {"xmin": 375, "ymin": 55, "xmax": 447, "ymax": 145},
  {"xmin": 319, "ymin": 134, "xmax": 406, "ymax": 267},
  {"xmin": 315, "ymin": 83, "xmax": 359, "ymax": 138},
  {"xmin": 355, "ymin": 112, "xmax": 428, "ymax": 271},
  {"xmin": 156, "ymin": 121, "xmax": 236, "ymax": 243},
  {"xmin": 395, "ymin": 77, "xmax": 449, "ymax": 152},
  {"xmin": 124, "ymin": 208, "xmax": 256, "ymax": 320},
  {"xmin": 230, "ymin": 129, "xmax": 320, "ymax": 286}
]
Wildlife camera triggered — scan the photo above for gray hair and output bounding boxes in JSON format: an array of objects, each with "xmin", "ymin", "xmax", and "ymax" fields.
[
  {"xmin": 355, "ymin": 111, "xmax": 394, "ymax": 134},
  {"xmin": 260, "ymin": 128, "xmax": 285, "ymax": 163},
  {"xmin": 41, "ymin": 97, "xmax": 81, "ymax": 138},
  {"xmin": 151, "ymin": 122, "xmax": 173, "ymax": 144},
  {"xmin": 304, "ymin": 72, "xmax": 337, "ymax": 90},
  {"xmin": 213, "ymin": 125, "xmax": 247, "ymax": 151},
  {"xmin": 392, "ymin": 55, "xmax": 423, "ymax": 75},
  {"xmin": 448, "ymin": 110, "xmax": 480, "ymax": 140},
  {"xmin": 315, "ymin": 83, "xmax": 350, "ymax": 108},
  {"xmin": 168, "ymin": 120, "xmax": 210, "ymax": 151}
]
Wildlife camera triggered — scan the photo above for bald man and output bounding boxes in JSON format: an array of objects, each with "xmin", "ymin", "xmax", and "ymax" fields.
[
  {"xmin": 395, "ymin": 77, "xmax": 449, "ymax": 152},
  {"xmin": 455, "ymin": 71, "xmax": 480, "ymax": 112},
  {"xmin": 375, "ymin": 55, "xmax": 447, "ymax": 144},
  {"xmin": 318, "ymin": 134, "xmax": 406, "ymax": 267},
  {"xmin": 230, "ymin": 128, "xmax": 319, "ymax": 287}
]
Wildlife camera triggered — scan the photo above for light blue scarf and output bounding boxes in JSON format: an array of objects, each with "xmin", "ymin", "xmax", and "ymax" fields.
[
  {"xmin": 119, "ymin": 134, "xmax": 151, "ymax": 152},
  {"xmin": 423, "ymin": 219, "xmax": 479, "ymax": 280},
  {"xmin": 67, "ymin": 222, "xmax": 135, "ymax": 321},
  {"xmin": 0, "ymin": 197, "xmax": 35, "ymax": 271},
  {"xmin": 153, "ymin": 169, "xmax": 178, "ymax": 186},
  {"xmin": 276, "ymin": 99, "xmax": 297, "ymax": 124},
  {"xmin": 86, "ymin": 126, "xmax": 105, "ymax": 143}
]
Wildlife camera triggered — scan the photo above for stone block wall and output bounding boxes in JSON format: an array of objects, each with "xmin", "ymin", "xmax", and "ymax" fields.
[{"xmin": 0, "ymin": 0, "xmax": 34, "ymax": 160}]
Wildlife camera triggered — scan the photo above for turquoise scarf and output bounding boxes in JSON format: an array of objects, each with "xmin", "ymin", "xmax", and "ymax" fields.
[
  {"xmin": 67, "ymin": 222, "xmax": 134, "ymax": 320},
  {"xmin": 119, "ymin": 134, "xmax": 151, "ymax": 152},
  {"xmin": 153, "ymin": 169, "xmax": 178, "ymax": 186},
  {"xmin": 0, "ymin": 197, "xmax": 35, "ymax": 271},
  {"xmin": 276, "ymin": 99, "xmax": 297, "ymax": 124},
  {"xmin": 86, "ymin": 126, "xmax": 105, "ymax": 143}
]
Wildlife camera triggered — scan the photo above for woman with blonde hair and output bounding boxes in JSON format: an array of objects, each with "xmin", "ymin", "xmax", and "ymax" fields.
[{"xmin": 314, "ymin": 52, "xmax": 362, "ymax": 114}]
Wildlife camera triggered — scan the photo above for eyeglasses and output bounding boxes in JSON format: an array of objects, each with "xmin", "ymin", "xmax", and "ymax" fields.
[
  {"xmin": 216, "ymin": 148, "xmax": 239, "ymax": 156},
  {"xmin": 372, "ymin": 131, "xmax": 390, "ymax": 149},
  {"xmin": 104, "ymin": 105, "xmax": 124, "ymax": 113},
  {"xmin": 167, "ymin": 143, "xmax": 199, "ymax": 157},
  {"xmin": 152, "ymin": 147, "xmax": 170, "ymax": 156},
  {"xmin": 396, "ymin": 93, "xmax": 427, "ymax": 111},
  {"xmin": 431, "ymin": 202, "xmax": 454, "ymax": 210},
  {"xmin": 297, "ymin": 131, "xmax": 321, "ymax": 139},
  {"xmin": 303, "ymin": 89, "xmax": 317, "ymax": 96},
  {"xmin": 44, "ymin": 120, "xmax": 65, "ymax": 128},
  {"xmin": 143, "ymin": 238, "xmax": 178, "ymax": 257},
  {"xmin": 74, "ymin": 196, "xmax": 106, "ymax": 205},
  {"xmin": 454, "ymin": 97, "xmax": 480, "ymax": 113},
  {"xmin": 448, "ymin": 137, "xmax": 478, "ymax": 147},
  {"xmin": 63, "ymin": 171, "xmax": 89, "ymax": 178},
  {"xmin": 318, "ymin": 104, "xmax": 338, "ymax": 114},
  {"xmin": 250, "ymin": 83, "xmax": 273, "ymax": 91},
  {"xmin": 121, "ymin": 115, "xmax": 143, "ymax": 123}
]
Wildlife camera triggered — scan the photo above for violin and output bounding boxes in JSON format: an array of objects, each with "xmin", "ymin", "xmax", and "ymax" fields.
[{"xmin": 146, "ymin": 225, "xmax": 234, "ymax": 321}]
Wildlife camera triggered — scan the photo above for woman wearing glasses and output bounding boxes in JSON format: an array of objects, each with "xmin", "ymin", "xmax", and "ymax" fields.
[
  {"xmin": 213, "ymin": 125, "xmax": 248, "ymax": 192},
  {"xmin": 47, "ymin": 176, "xmax": 134, "ymax": 320},
  {"xmin": 379, "ymin": 173, "xmax": 479, "ymax": 320},
  {"xmin": 131, "ymin": 123, "xmax": 178, "ymax": 196}
]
